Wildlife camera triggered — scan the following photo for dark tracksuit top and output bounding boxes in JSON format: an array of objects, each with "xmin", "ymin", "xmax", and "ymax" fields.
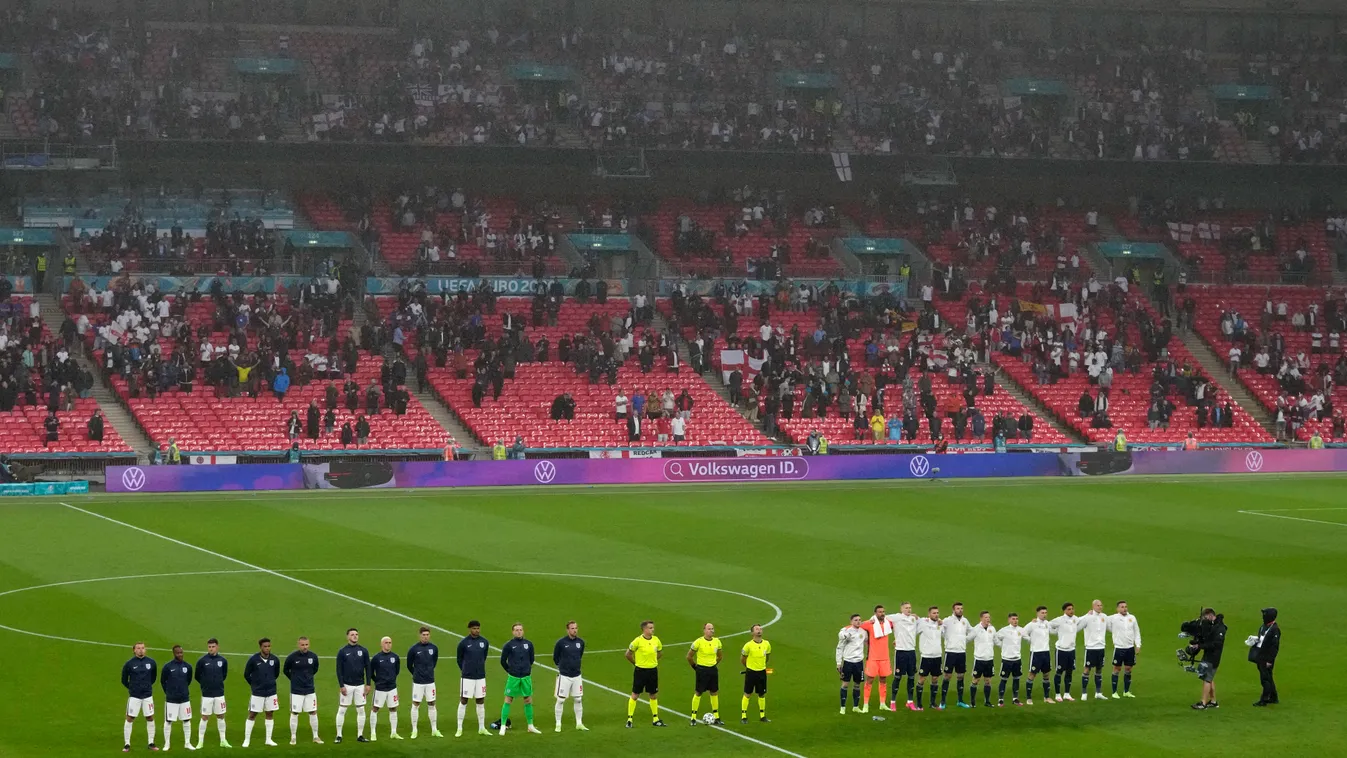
[
  {"xmin": 243, "ymin": 653, "xmax": 281, "ymax": 698},
  {"xmin": 370, "ymin": 651, "xmax": 401, "ymax": 692},
  {"xmin": 552, "ymin": 636, "xmax": 585, "ymax": 678},
  {"xmin": 456, "ymin": 636, "xmax": 490, "ymax": 679},
  {"xmin": 161, "ymin": 660, "xmax": 194, "ymax": 704},
  {"xmin": 500, "ymin": 638, "xmax": 535, "ymax": 678},
  {"xmin": 336, "ymin": 643, "xmax": 372, "ymax": 687},
  {"xmin": 283, "ymin": 650, "xmax": 320, "ymax": 696},
  {"xmin": 407, "ymin": 642, "xmax": 439, "ymax": 685},
  {"xmin": 195, "ymin": 653, "xmax": 228, "ymax": 698},
  {"xmin": 123, "ymin": 655, "xmax": 158, "ymax": 699}
]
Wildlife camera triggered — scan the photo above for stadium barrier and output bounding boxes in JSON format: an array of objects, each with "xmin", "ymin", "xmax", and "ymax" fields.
[
  {"xmin": 104, "ymin": 449, "xmax": 1345, "ymax": 493},
  {"xmin": 0, "ymin": 481, "xmax": 91, "ymax": 496}
]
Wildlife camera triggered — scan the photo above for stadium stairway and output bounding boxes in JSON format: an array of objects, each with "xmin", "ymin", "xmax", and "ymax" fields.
[
  {"xmin": 650, "ymin": 311, "xmax": 778, "ymax": 442},
  {"xmin": 36, "ymin": 293, "xmax": 155, "ymax": 463},
  {"xmin": 1175, "ymin": 327, "xmax": 1277, "ymax": 436},
  {"xmin": 414, "ymin": 384, "xmax": 483, "ymax": 458},
  {"xmin": 990, "ymin": 367, "xmax": 1088, "ymax": 445}
]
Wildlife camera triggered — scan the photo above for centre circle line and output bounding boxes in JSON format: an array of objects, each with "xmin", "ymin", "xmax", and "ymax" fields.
[{"xmin": 0, "ymin": 568, "xmax": 783, "ymax": 657}]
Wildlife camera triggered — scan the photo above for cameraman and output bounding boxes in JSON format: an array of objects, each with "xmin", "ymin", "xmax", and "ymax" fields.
[{"xmin": 1188, "ymin": 608, "xmax": 1226, "ymax": 709}]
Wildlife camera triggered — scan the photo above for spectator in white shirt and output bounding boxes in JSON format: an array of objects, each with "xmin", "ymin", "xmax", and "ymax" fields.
[{"xmin": 1228, "ymin": 346, "xmax": 1242, "ymax": 374}]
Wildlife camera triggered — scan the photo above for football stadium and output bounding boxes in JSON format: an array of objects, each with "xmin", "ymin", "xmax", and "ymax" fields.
[{"xmin": 1, "ymin": 0, "xmax": 1346, "ymax": 755}]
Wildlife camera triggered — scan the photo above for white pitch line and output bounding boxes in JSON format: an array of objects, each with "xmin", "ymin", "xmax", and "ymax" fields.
[
  {"xmin": 0, "ymin": 568, "xmax": 781, "ymax": 657},
  {"xmin": 1239, "ymin": 507, "xmax": 1347, "ymax": 513},
  {"xmin": 59, "ymin": 503, "xmax": 807, "ymax": 758},
  {"xmin": 1237, "ymin": 510, "xmax": 1347, "ymax": 528}
]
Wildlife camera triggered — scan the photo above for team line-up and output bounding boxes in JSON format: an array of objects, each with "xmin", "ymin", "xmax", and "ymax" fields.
[
  {"xmin": 117, "ymin": 618, "xmax": 773, "ymax": 752},
  {"xmin": 840, "ymin": 600, "xmax": 1141, "ymax": 712}
]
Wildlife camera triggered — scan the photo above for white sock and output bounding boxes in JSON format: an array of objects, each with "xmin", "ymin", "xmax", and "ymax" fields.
[
  {"xmin": 309, "ymin": 713, "xmax": 320, "ymax": 739},
  {"xmin": 475, "ymin": 704, "xmax": 485, "ymax": 728},
  {"xmin": 410, "ymin": 703, "xmax": 419, "ymax": 732},
  {"xmin": 124, "ymin": 721, "xmax": 133, "ymax": 746},
  {"xmin": 456, "ymin": 703, "xmax": 465, "ymax": 731},
  {"xmin": 389, "ymin": 710, "xmax": 398, "ymax": 734},
  {"xmin": 264, "ymin": 719, "xmax": 274, "ymax": 742},
  {"xmin": 371, "ymin": 710, "xmax": 379, "ymax": 736},
  {"xmin": 290, "ymin": 713, "xmax": 299, "ymax": 739},
  {"xmin": 356, "ymin": 707, "xmax": 366, "ymax": 737},
  {"xmin": 147, "ymin": 720, "xmax": 156, "ymax": 745},
  {"xmin": 244, "ymin": 719, "xmax": 255, "ymax": 745},
  {"xmin": 428, "ymin": 704, "xmax": 437, "ymax": 731},
  {"xmin": 555, "ymin": 698, "xmax": 565, "ymax": 726},
  {"xmin": 197, "ymin": 720, "xmax": 207, "ymax": 747},
  {"xmin": 336, "ymin": 706, "xmax": 346, "ymax": 736},
  {"xmin": 164, "ymin": 722, "xmax": 172, "ymax": 749},
  {"xmin": 217, "ymin": 718, "xmax": 227, "ymax": 743},
  {"xmin": 574, "ymin": 698, "xmax": 583, "ymax": 724},
  {"xmin": 182, "ymin": 720, "xmax": 192, "ymax": 745}
]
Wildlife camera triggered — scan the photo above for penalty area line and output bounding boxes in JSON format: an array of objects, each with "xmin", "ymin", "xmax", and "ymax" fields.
[
  {"xmin": 58, "ymin": 502, "xmax": 808, "ymax": 758},
  {"xmin": 1237, "ymin": 510, "xmax": 1347, "ymax": 528}
]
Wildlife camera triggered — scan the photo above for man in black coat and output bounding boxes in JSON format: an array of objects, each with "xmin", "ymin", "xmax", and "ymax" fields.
[{"xmin": 1248, "ymin": 607, "xmax": 1280, "ymax": 706}]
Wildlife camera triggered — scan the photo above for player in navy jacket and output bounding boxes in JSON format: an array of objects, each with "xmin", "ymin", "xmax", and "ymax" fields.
[
  {"xmin": 121, "ymin": 642, "xmax": 158, "ymax": 752},
  {"xmin": 160, "ymin": 645, "xmax": 194, "ymax": 750}
]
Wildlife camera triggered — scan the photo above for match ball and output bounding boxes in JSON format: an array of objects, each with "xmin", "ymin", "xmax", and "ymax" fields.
[{"xmin": 701, "ymin": 712, "xmax": 717, "ymax": 725}]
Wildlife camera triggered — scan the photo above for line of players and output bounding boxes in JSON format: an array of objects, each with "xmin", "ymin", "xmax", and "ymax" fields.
[
  {"xmin": 836, "ymin": 600, "xmax": 1142, "ymax": 711},
  {"xmin": 118, "ymin": 621, "xmax": 588, "ymax": 752}
]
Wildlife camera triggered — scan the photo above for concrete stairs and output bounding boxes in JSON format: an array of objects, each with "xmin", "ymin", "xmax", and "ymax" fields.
[
  {"xmin": 990, "ymin": 364, "xmax": 1089, "ymax": 444},
  {"xmin": 1175, "ymin": 329, "xmax": 1277, "ymax": 436},
  {"xmin": 649, "ymin": 311, "xmax": 779, "ymax": 442},
  {"xmin": 35, "ymin": 293, "xmax": 156, "ymax": 463},
  {"xmin": 413, "ymin": 385, "xmax": 485, "ymax": 459}
]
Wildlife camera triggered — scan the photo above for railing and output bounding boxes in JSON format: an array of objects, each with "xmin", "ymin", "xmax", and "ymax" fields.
[{"xmin": 0, "ymin": 141, "xmax": 117, "ymax": 170}]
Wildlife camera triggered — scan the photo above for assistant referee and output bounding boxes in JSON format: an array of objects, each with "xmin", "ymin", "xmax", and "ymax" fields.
[
  {"xmin": 625, "ymin": 620, "xmax": 666, "ymax": 728},
  {"xmin": 740, "ymin": 625, "xmax": 772, "ymax": 724},
  {"xmin": 687, "ymin": 623, "xmax": 723, "ymax": 725}
]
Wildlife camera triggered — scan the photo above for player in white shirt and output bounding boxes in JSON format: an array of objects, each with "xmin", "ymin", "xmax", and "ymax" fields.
[
  {"xmin": 968, "ymin": 612, "xmax": 997, "ymax": 708},
  {"xmin": 1075, "ymin": 599, "xmax": 1110, "ymax": 699},
  {"xmin": 835, "ymin": 614, "xmax": 867, "ymax": 714},
  {"xmin": 1048, "ymin": 602, "xmax": 1082, "ymax": 701},
  {"xmin": 913, "ymin": 607, "xmax": 943, "ymax": 710},
  {"xmin": 1021, "ymin": 607, "xmax": 1055, "ymax": 705},
  {"xmin": 940, "ymin": 602, "xmax": 973, "ymax": 709},
  {"xmin": 888, "ymin": 603, "xmax": 920, "ymax": 710},
  {"xmin": 994, "ymin": 613, "xmax": 1026, "ymax": 706},
  {"xmin": 1107, "ymin": 601, "xmax": 1142, "ymax": 698}
]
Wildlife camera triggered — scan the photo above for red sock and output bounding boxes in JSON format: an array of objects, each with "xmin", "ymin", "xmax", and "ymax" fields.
[
  {"xmin": 863, "ymin": 682, "xmax": 872, "ymax": 705},
  {"xmin": 879, "ymin": 682, "xmax": 888, "ymax": 705}
]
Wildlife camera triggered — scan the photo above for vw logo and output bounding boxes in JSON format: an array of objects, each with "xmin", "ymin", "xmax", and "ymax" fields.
[
  {"xmin": 533, "ymin": 461, "xmax": 557, "ymax": 484},
  {"xmin": 121, "ymin": 467, "xmax": 147, "ymax": 491},
  {"xmin": 1244, "ymin": 450, "xmax": 1264, "ymax": 472},
  {"xmin": 909, "ymin": 455, "xmax": 931, "ymax": 478}
]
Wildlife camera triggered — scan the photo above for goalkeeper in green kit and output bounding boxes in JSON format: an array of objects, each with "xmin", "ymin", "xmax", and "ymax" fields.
[{"xmin": 498, "ymin": 624, "xmax": 543, "ymax": 736}]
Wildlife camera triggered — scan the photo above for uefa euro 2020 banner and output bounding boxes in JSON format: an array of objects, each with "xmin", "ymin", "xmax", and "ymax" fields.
[{"xmin": 105, "ymin": 449, "xmax": 1347, "ymax": 493}]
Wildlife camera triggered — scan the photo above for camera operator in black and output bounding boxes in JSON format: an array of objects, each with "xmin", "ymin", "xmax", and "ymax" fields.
[
  {"xmin": 1187, "ymin": 609, "xmax": 1226, "ymax": 710},
  {"xmin": 1248, "ymin": 607, "xmax": 1280, "ymax": 706}
]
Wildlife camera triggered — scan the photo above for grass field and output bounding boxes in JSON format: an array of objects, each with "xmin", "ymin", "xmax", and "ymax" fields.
[{"xmin": 0, "ymin": 476, "xmax": 1343, "ymax": 757}]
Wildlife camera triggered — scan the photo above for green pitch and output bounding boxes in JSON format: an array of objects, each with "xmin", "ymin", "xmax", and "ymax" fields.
[{"xmin": 0, "ymin": 475, "xmax": 1343, "ymax": 757}]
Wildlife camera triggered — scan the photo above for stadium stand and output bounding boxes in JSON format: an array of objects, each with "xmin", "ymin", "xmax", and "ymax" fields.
[
  {"xmin": 0, "ymin": 294, "xmax": 131, "ymax": 454},
  {"xmin": 62, "ymin": 281, "xmax": 452, "ymax": 454},
  {"xmin": 651, "ymin": 198, "xmax": 844, "ymax": 279}
]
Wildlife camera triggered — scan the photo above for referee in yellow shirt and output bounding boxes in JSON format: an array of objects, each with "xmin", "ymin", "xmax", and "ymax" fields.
[
  {"xmin": 686, "ymin": 623, "xmax": 724, "ymax": 725},
  {"xmin": 625, "ymin": 620, "xmax": 666, "ymax": 728},
  {"xmin": 740, "ymin": 625, "xmax": 772, "ymax": 723}
]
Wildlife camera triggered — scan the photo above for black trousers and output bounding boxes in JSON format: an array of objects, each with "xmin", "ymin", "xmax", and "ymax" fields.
[{"xmin": 1258, "ymin": 663, "xmax": 1278, "ymax": 703}]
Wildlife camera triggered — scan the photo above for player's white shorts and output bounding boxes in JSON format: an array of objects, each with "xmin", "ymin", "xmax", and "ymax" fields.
[
  {"xmin": 165, "ymin": 701, "xmax": 192, "ymax": 722},
  {"xmin": 249, "ymin": 695, "xmax": 280, "ymax": 713},
  {"xmin": 459, "ymin": 678, "xmax": 486, "ymax": 700},
  {"xmin": 372, "ymin": 689, "xmax": 399, "ymax": 709},
  {"xmin": 411, "ymin": 683, "xmax": 436, "ymax": 704},
  {"xmin": 290, "ymin": 693, "xmax": 318, "ymax": 714},
  {"xmin": 126, "ymin": 697, "xmax": 155, "ymax": 718},
  {"xmin": 555, "ymin": 675, "xmax": 583, "ymax": 699},
  {"xmin": 200, "ymin": 696, "xmax": 227, "ymax": 716},
  {"xmin": 338, "ymin": 684, "xmax": 368, "ymax": 707}
]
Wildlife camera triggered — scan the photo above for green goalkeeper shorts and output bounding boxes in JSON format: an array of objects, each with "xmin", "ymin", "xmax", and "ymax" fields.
[{"xmin": 504, "ymin": 675, "xmax": 534, "ymax": 698}]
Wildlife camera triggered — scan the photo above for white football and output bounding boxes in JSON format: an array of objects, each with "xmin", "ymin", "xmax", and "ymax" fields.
[{"xmin": 701, "ymin": 712, "xmax": 717, "ymax": 724}]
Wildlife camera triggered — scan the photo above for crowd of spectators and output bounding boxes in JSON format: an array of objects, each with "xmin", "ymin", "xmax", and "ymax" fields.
[{"xmin": 0, "ymin": 292, "xmax": 97, "ymax": 446}]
